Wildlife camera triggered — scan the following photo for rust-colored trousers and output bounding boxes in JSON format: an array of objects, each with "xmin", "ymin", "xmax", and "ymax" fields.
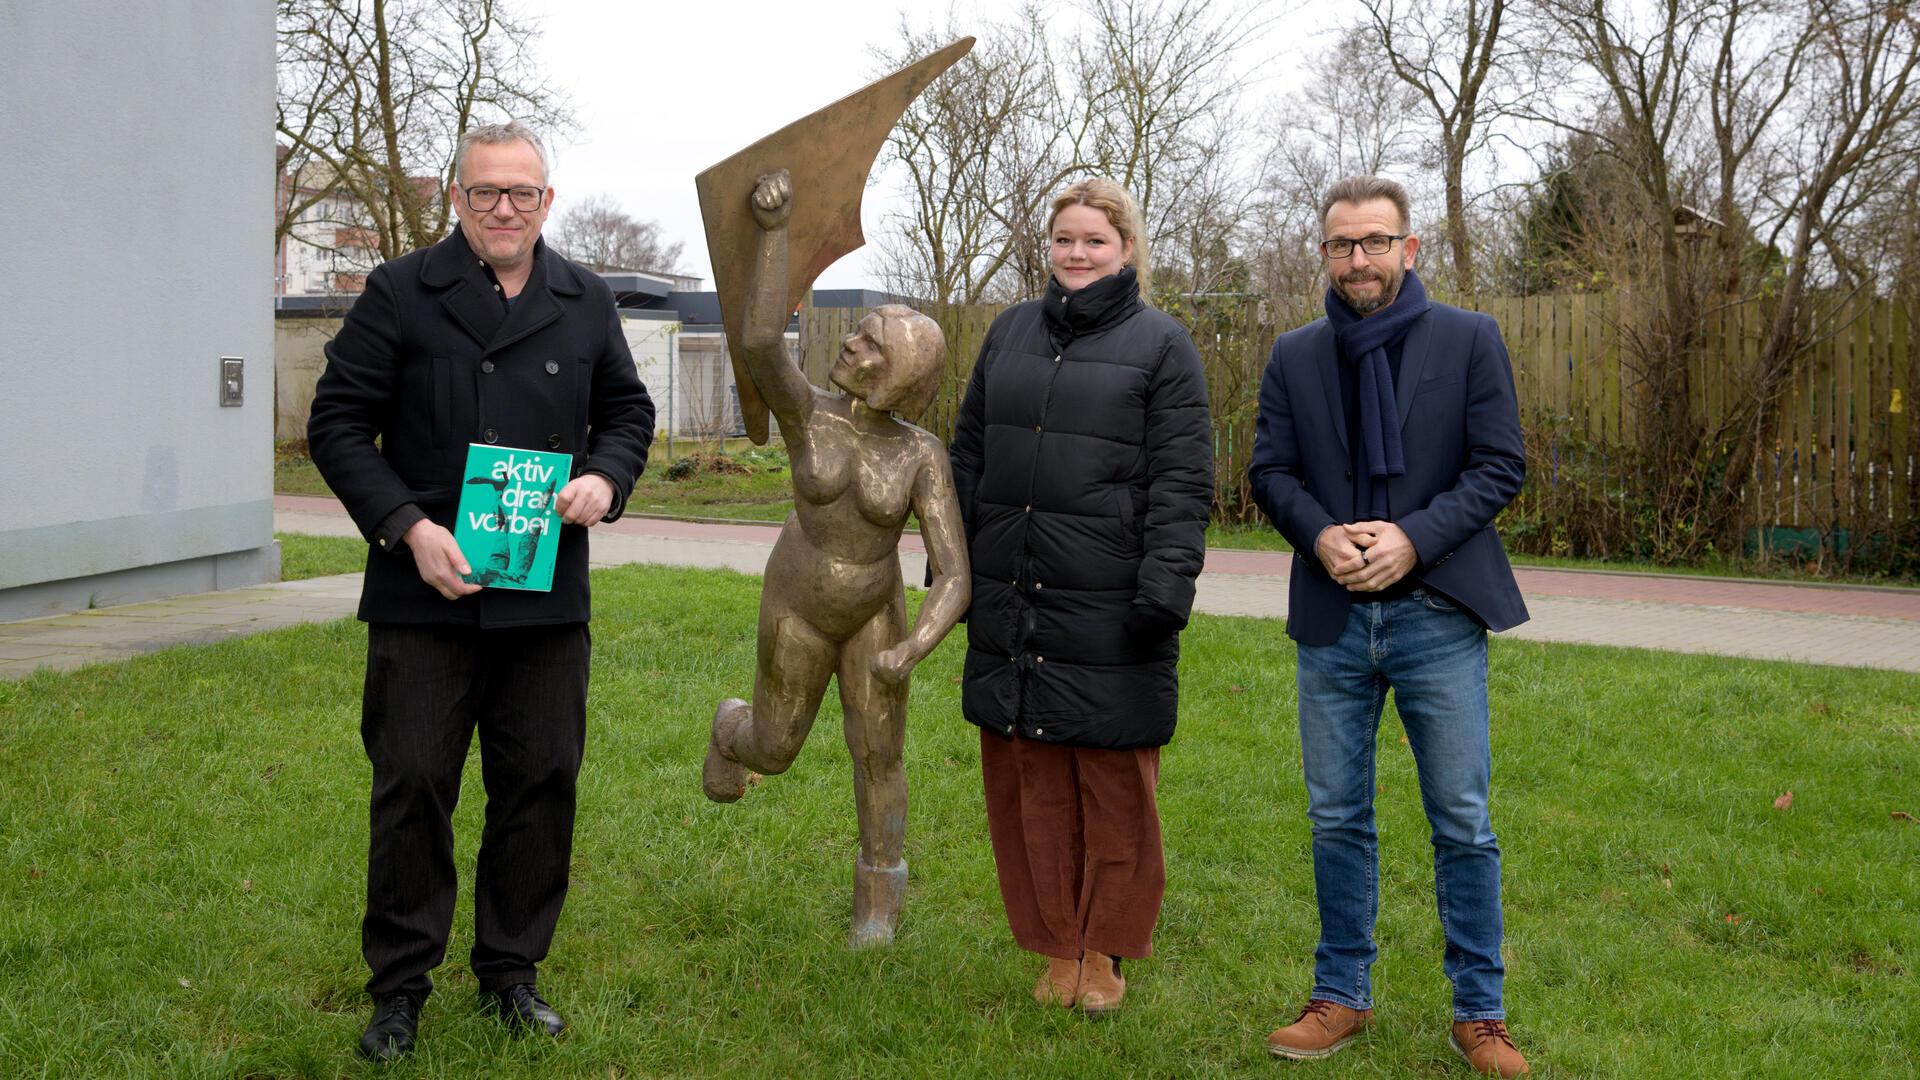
[{"xmin": 980, "ymin": 729, "xmax": 1166, "ymax": 959}]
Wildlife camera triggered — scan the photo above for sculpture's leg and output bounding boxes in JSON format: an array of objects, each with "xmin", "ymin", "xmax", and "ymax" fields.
[
  {"xmin": 839, "ymin": 591, "xmax": 910, "ymax": 947},
  {"xmin": 703, "ymin": 608, "xmax": 836, "ymax": 802}
]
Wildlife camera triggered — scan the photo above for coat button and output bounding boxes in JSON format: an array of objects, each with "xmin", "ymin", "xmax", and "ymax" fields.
[
  {"xmin": 1024, "ymin": 505, "xmax": 1031, "ymax": 512},
  {"xmin": 1034, "ymin": 728, "xmax": 1044, "ymax": 735},
  {"xmin": 547, "ymin": 434, "xmax": 562, "ymax": 449},
  {"xmin": 1036, "ymin": 656, "xmax": 1045, "ymax": 664},
  {"xmin": 1344, "ymin": 469, "xmax": 1353, "ymax": 480},
  {"xmin": 1035, "ymin": 581, "xmax": 1043, "ymax": 589},
  {"xmin": 481, "ymin": 360, "xmax": 495, "ymax": 373},
  {"xmin": 545, "ymin": 360, "xmax": 560, "ymax": 374},
  {"xmin": 483, "ymin": 429, "xmax": 498, "ymax": 444}
]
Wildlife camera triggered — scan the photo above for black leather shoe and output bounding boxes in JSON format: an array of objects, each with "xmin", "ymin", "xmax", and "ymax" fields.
[
  {"xmin": 485, "ymin": 983, "xmax": 566, "ymax": 1036},
  {"xmin": 358, "ymin": 991, "xmax": 421, "ymax": 1061}
]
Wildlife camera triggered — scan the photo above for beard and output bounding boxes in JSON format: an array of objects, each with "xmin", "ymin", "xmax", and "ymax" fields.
[{"xmin": 1334, "ymin": 268, "xmax": 1401, "ymax": 315}]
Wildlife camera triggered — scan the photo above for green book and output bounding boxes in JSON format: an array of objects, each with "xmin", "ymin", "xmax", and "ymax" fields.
[{"xmin": 452, "ymin": 444, "xmax": 571, "ymax": 592}]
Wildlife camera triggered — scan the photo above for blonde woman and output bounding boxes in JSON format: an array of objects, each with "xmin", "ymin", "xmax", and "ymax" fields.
[{"xmin": 948, "ymin": 178, "xmax": 1212, "ymax": 1013}]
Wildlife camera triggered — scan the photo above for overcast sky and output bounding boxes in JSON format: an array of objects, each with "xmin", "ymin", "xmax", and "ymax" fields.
[{"xmin": 528, "ymin": 0, "xmax": 1327, "ymax": 290}]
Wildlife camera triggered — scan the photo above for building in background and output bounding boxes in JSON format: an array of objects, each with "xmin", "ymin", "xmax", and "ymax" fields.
[
  {"xmin": 275, "ymin": 152, "xmax": 439, "ymax": 297},
  {"xmin": 274, "ymin": 273, "xmax": 899, "ymax": 449},
  {"xmin": 2, "ymin": 1, "xmax": 277, "ymax": 621}
]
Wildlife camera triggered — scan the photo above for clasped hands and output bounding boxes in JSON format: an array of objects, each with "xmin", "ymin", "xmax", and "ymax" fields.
[
  {"xmin": 403, "ymin": 474, "xmax": 615, "ymax": 600},
  {"xmin": 1316, "ymin": 520, "xmax": 1417, "ymax": 592}
]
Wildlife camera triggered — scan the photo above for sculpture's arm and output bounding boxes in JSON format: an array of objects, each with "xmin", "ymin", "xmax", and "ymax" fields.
[
  {"xmin": 873, "ymin": 436, "xmax": 972, "ymax": 686},
  {"xmin": 741, "ymin": 170, "xmax": 814, "ymax": 432}
]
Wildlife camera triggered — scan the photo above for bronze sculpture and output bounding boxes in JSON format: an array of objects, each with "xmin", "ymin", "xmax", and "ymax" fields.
[
  {"xmin": 699, "ymin": 169, "xmax": 971, "ymax": 948},
  {"xmin": 695, "ymin": 38, "xmax": 972, "ymax": 444}
]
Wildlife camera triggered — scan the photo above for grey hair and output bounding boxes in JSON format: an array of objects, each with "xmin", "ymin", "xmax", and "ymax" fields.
[
  {"xmin": 1320, "ymin": 176, "xmax": 1412, "ymax": 233},
  {"xmin": 455, "ymin": 121, "xmax": 549, "ymax": 185}
]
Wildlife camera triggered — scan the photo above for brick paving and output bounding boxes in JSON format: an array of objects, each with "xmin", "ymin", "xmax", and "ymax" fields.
[{"xmin": 3, "ymin": 494, "xmax": 1914, "ymax": 680}]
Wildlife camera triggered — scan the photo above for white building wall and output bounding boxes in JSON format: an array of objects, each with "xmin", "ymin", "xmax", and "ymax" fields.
[
  {"xmin": 621, "ymin": 316, "xmax": 677, "ymax": 436},
  {"xmin": 0, "ymin": 1, "xmax": 277, "ymax": 619}
]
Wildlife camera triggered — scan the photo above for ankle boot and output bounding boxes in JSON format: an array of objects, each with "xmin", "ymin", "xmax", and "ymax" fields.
[
  {"xmin": 1032, "ymin": 955, "xmax": 1080, "ymax": 1007},
  {"xmin": 1077, "ymin": 950, "xmax": 1126, "ymax": 1015}
]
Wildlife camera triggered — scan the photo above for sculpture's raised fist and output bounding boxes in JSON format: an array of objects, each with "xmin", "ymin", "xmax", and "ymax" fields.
[{"xmin": 751, "ymin": 170, "xmax": 793, "ymax": 231}]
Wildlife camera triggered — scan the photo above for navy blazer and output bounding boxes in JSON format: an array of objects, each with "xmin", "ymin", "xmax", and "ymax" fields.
[{"xmin": 1248, "ymin": 301, "xmax": 1528, "ymax": 646}]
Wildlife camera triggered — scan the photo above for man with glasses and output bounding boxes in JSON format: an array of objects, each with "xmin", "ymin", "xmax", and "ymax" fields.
[
  {"xmin": 1248, "ymin": 176, "xmax": 1531, "ymax": 1076},
  {"xmin": 308, "ymin": 120, "xmax": 654, "ymax": 1061}
]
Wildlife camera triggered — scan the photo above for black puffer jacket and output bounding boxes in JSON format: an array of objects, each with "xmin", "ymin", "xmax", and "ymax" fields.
[{"xmin": 949, "ymin": 269, "xmax": 1212, "ymax": 749}]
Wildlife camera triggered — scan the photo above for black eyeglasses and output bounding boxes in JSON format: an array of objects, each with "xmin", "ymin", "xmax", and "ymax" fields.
[
  {"xmin": 461, "ymin": 184, "xmax": 545, "ymax": 213},
  {"xmin": 1320, "ymin": 234, "xmax": 1405, "ymax": 259}
]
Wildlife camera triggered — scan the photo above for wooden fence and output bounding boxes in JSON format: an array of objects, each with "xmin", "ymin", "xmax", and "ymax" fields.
[{"xmin": 800, "ymin": 292, "xmax": 1917, "ymax": 553}]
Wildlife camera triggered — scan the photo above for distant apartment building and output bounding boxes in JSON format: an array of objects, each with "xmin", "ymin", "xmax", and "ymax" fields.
[
  {"xmin": 265, "ymin": 167, "xmax": 892, "ymax": 447},
  {"xmin": 274, "ymin": 151, "xmax": 438, "ymax": 297}
]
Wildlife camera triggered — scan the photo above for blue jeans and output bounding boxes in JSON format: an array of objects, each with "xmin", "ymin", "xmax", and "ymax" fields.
[{"xmin": 1295, "ymin": 590, "xmax": 1505, "ymax": 1020}]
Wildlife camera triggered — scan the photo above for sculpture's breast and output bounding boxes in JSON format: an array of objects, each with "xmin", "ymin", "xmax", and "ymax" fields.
[
  {"xmin": 792, "ymin": 445, "xmax": 851, "ymax": 506},
  {"xmin": 850, "ymin": 449, "xmax": 913, "ymax": 530}
]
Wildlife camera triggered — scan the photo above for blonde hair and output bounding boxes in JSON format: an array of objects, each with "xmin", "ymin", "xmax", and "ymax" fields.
[{"xmin": 1048, "ymin": 178, "xmax": 1151, "ymax": 298}]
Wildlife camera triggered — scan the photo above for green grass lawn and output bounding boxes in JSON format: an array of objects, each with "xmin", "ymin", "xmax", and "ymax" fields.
[
  {"xmin": 278, "ymin": 533, "xmax": 368, "ymax": 582},
  {"xmin": 276, "ymin": 443, "xmax": 1915, "ymax": 586},
  {"xmin": 1, "ymin": 564, "xmax": 1914, "ymax": 1078}
]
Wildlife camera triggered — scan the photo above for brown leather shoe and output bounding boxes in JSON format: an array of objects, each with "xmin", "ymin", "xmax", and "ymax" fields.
[
  {"xmin": 1032, "ymin": 955, "xmax": 1080, "ymax": 1007},
  {"xmin": 1450, "ymin": 1019, "xmax": 1530, "ymax": 1076},
  {"xmin": 1076, "ymin": 951, "xmax": 1126, "ymax": 1015},
  {"xmin": 1267, "ymin": 999, "xmax": 1373, "ymax": 1059}
]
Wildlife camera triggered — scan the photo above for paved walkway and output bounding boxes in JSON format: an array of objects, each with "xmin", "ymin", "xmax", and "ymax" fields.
[{"xmin": 4, "ymin": 493, "xmax": 1916, "ymax": 679}]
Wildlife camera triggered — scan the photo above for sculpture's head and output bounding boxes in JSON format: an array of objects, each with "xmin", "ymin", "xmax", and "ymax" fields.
[{"xmin": 832, "ymin": 304, "xmax": 946, "ymax": 419}]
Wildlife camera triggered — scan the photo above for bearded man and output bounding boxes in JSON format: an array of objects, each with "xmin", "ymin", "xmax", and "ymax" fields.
[{"xmin": 1248, "ymin": 175, "xmax": 1531, "ymax": 1077}]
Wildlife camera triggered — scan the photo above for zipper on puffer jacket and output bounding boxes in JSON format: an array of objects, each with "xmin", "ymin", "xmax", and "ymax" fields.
[{"xmin": 1019, "ymin": 347, "xmax": 1066, "ymax": 529}]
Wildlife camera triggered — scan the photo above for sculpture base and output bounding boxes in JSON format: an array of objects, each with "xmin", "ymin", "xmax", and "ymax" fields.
[
  {"xmin": 702, "ymin": 698, "xmax": 751, "ymax": 803},
  {"xmin": 850, "ymin": 858, "xmax": 907, "ymax": 948}
]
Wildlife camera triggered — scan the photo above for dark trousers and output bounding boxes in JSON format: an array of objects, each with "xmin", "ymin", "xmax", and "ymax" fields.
[
  {"xmin": 360, "ymin": 622, "xmax": 590, "ymax": 998},
  {"xmin": 980, "ymin": 730, "xmax": 1166, "ymax": 959}
]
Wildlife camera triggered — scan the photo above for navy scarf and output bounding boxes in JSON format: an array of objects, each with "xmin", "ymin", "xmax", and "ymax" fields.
[{"xmin": 1324, "ymin": 268, "xmax": 1430, "ymax": 518}]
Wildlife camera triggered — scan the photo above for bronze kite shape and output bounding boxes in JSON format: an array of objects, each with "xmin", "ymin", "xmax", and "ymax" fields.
[{"xmin": 694, "ymin": 37, "xmax": 974, "ymax": 444}]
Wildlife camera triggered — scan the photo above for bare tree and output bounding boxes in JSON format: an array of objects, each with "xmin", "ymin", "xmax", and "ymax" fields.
[
  {"xmin": 550, "ymin": 194, "xmax": 686, "ymax": 273},
  {"xmin": 1359, "ymin": 0, "xmax": 1517, "ymax": 296},
  {"xmin": 874, "ymin": 0, "xmax": 1270, "ymax": 302},
  {"xmin": 874, "ymin": 9, "xmax": 1084, "ymax": 304},
  {"xmin": 1725, "ymin": 0, "xmax": 1920, "ymax": 494},
  {"xmin": 275, "ymin": 0, "xmax": 571, "ymax": 262},
  {"xmin": 1702, "ymin": 0, "xmax": 1815, "ymax": 293},
  {"xmin": 1244, "ymin": 22, "xmax": 1427, "ymax": 311},
  {"xmin": 1076, "ymin": 0, "xmax": 1270, "ymax": 293}
]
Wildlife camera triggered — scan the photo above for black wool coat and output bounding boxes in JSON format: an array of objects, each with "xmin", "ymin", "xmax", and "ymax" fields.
[
  {"xmin": 308, "ymin": 230, "xmax": 655, "ymax": 627},
  {"xmin": 949, "ymin": 270, "xmax": 1212, "ymax": 749}
]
